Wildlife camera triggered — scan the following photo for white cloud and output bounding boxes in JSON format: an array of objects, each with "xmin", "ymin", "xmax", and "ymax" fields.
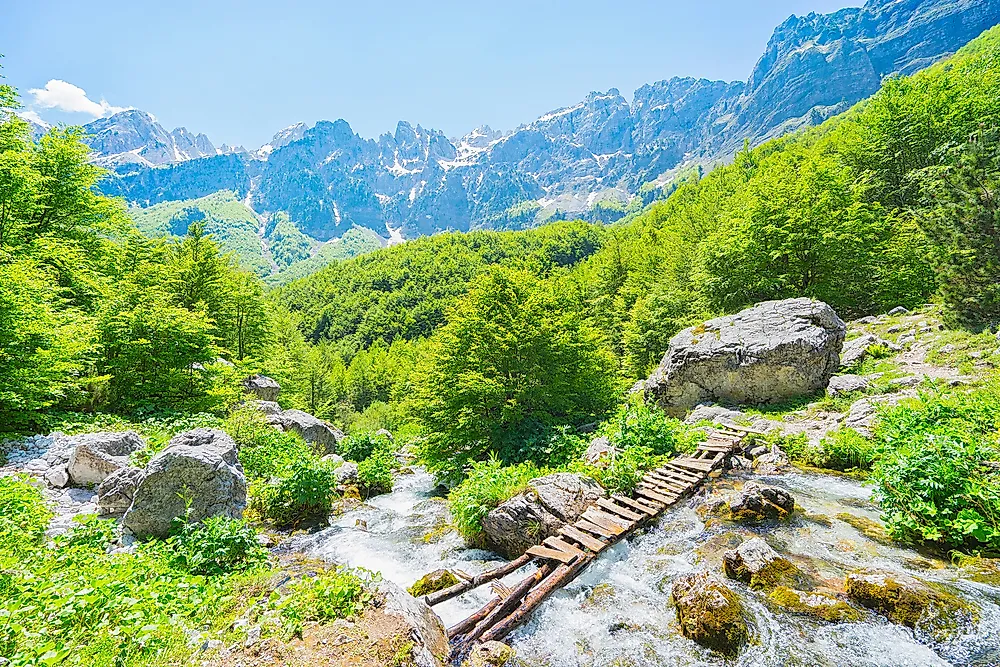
[{"xmin": 28, "ymin": 79, "xmax": 126, "ymax": 118}]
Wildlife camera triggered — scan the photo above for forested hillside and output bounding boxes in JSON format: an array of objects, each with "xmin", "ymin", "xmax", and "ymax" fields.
[{"xmin": 2, "ymin": 21, "xmax": 1000, "ymax": 667}]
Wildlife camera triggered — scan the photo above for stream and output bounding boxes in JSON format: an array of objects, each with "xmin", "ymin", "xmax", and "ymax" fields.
[{"xmin": 288, "ymin": 468, "xmax": 1000, "ymax": 666}]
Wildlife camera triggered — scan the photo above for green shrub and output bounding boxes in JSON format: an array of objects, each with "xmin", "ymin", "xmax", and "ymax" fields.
[
  {"xmin": 448, "ymin": 458, "xmax": 542, "ymax": 543},
  {"xmin": 159, "ymin": 516, "xmax": 269, "ymax": 576},
  {"xmin": 274, "ymin": 567, "xmax": 377, "ymax": 637},
  {"xmin": 818, "ymin": 428, "xmax": 879, "ymax": 471},
  {"xmin": 55, "ymin": 514, "xmax": 117, "ymax": 552},
  {"xmin": 251, "ymin": 458, "xmax": 339, "ymax": 527},
  {"xmin": 608, "ymin": 398, "xmax": 701, "ymax": 457},
  {"xmin": 869, "ymin": 385, "xmax": 1000, "ymax": 552},
  {"xmin": 0, "ymin": 475, "xmax": 52, "ymax": 558},
  {"xmin": 224, "ymin": 406, "xmax": 313, "ymax": 480},
  {"xmin": 573, "ymin": 445, "xmax": 662, "ymax": 495},
  {"xmin": 358, "ymin": 447, "xmax": 395, "ymax": 496},
  {"xmin": 340, "ymin": 431, "xmax": 393, "ymax": 463}
]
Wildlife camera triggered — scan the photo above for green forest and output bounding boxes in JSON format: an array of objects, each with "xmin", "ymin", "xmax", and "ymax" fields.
[{"xmin": 1, "ymin": 24, "xmax": 1000, "ymax": 667}]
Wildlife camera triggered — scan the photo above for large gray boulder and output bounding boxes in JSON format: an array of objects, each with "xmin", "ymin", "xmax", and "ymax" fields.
[
  {"xmin": 377, "ymin": 580, "xmax": 449, "ymax": 667},
  {"xmin": 97, "ymin": 466, "xmax": 145, "ymax": 515},
  {"xmin": 123, "ymin": 429, "xmax": 247, "ymax": 539},
  {"xmin": 66, "ymin": 431, "xmax": 145, "ymax": 486},
  {"xmin": 268, "ymin": 409, "xmax": 344, "ymax": 454},
  {"xmin": 243, "ymin": 374, "xmax": 280, "ymax": 402},
  {"xmin": 482, "ymin": 473, "xmax": 605, "ymax": 558},
  {"xmin": 643, "ymin": 298, "xmax": 846, "ymax": 415}
]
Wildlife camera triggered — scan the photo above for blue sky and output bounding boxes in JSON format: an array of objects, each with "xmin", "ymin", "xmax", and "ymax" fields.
[{"xmin": 1, "ymin": 0, "xmax": 858, "ymax": 149}]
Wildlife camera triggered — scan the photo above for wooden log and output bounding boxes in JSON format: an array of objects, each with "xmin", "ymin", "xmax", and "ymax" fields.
[
  {"xmin": 526, "ymin": 544, "xmax": 577, "ymax": 564},
  {"xmin": 575, "ymin": 518, "xmax": 620, "ymax": 540},
  {"xmin": 450, "ymin": 564, "xmax": 553, "ymax": 658},
  {"xmin": 581, "ymin": 508, "xmax": 630, "ymax": 534},
  {"xmin": 478, "ymin": 558, "xmax": 590, "ymax": 644},
  {"xmin": 423, "ymin": 552, "xmax": 532, "ymax": 607},
  {"xmin": 596, "ymin": 498, "xmax": 643, "ymax": 522},
  {"xmin": 559, "ymin": 524, "xmax": 608, "ymax": 552},
  {"xmin": 446, "ymin": 595, "xmax": 501, "ymax": 638},
  {"xmin": 611, "ymin": 494, "xmax": 660, "ymax": 515}
]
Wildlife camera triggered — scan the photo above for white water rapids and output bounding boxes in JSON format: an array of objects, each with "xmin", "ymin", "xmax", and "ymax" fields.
[{"xmin": 286, "ymin": 468, "xmax": 1000, "ymax": 666}]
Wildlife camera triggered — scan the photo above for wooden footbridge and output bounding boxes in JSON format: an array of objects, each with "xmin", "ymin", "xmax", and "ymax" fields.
[{"xmin": 420, "ymin": 425, "xmax": 759, "ymax": 661}]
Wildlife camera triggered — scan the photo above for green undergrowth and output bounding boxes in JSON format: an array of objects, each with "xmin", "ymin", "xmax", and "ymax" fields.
[
  {"xmin": 0, "ymin": 475, "xmax": 376, "ymax": 666},
  {"xmin": 445, "ymin": 399, "xmax": 702, "ymax": 544}
]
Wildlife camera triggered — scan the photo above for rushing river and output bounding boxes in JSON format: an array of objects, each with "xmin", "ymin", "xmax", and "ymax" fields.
[{"xmin": 289, "ymin": 468, "xmax": 1000, "ymax": 666}]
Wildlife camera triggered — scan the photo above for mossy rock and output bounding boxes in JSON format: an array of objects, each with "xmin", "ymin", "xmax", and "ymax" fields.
[
  {"xmin": 407, "ymin": 569, "xmax": 459, "ymax": 598},
  {"xmin": 845, "ymin": 570, "xmax": 978, "ymax": 641},
  {"xmin": 583, "ymin": 582, "xmax": 618, "ymax": 609},
  {"xmin": 801, "ymin": 511, "xmax": 833, "ymax": 527},
  {"xmin": 722, "ymin": 537, "xmax": 804, "ymax": 591},
  {"xmin": 836, "ymin": 513, "xmax": 894, "ymax": 546},
  {"xmin": 957, "ymin": 556, "xmax": 1000, "ymax": 586},
  {"xmin": 671, "ymin": 572, "xmax": 749, "ymax": 657},
  {"xmin": 768, "ymin": 586, "xmax": 864, "ymax": 623},
  {"xmin": 463, "ymin": 641, "xmax": 515, "ymax": 667}
]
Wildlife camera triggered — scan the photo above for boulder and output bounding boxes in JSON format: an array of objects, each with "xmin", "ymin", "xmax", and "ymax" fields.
[
  {"xmin": 377, "ymin": 580, "xmax": 449, "ymax": 667},
  {"xmin": 582, "ymin": 435, "xmax": 616, "ymax": 466},
  {"xmin": 845, "ymin": 570, "xmax": 976, "ymax": 640},
  {"xmin": 723, "ymin": 537, "xmax": 800, "ymax": 590},
  {"xmin": 464, "ymin": 641, "xmax": 515, "ymax": 667},
  {"xmin": 768, "ymin": 586, "xmax": 863, "ymax": 622},
  {"xmin": 887, "ymin": 306, "xmax": 909, "ymax": 316},
  {"xmin": 374, "ymin": 428, "xmax": 394, "ymax": 441},
  {"xmin": 840, "ymin": 333, "xmax": 899, "ymax": 369},
  {"xmin": 751, "ymin": 451, "xmax": 790, "ymax": 475},
  {"xmin": 268, "ymin": 409, "xmax": 344, "ymax": 454},
  {"xmin": 335, "ymin": 461, "xmax": 359, "ymax": 486},
  {"xmin": 482, "ymin": 473, "xmax": 605, "ymax": 558},
  {"xmin": 644, "ymin": 298, "xmax": 845, "ymax": 415},
  {"xmin": 97, "ymin": 466, "xmax": 145, "ymax": 514},
  {"xmin": 44, "ymin": 465, "xmax": 70, "ymax": 489},
  {"xmin": 123, "ymin": 429, "xmax": 247, "ymax": 539},
  {"xmin": 66, "ymin": 431, "xmax": 145, "ymax": 486},
  {"xmin": 249, "ymin": 400, "xmax": 282, "ymax": 415},
  {"xmin": 408, "ymin": 569, "xmax": 459, "ymax": 597},
  {"xmin": 671, "ymin": 572, "xmax": 749, "ymax": 656},
  {"xmin": 729, "ymin": 481, "xmax": 794, "ymax": 523},
  {"xmin": 243, "ymin": 374, "xmax": 280, "ymax": 401},
  {"xmin": 827, "ymin": 374, "xmax": 869, "ymax": 396}
]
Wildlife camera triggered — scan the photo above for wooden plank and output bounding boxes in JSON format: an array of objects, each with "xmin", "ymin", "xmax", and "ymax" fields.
[
  {"xmin": 526, "ymin": 545, "xmax": 577, "ymax": 564},
  {"xmin": 638, "ymin": 481, "xmax": 681, "ymax": 498},
  {"xmin": 698, "ymin": 442, "xmax": 734, "ymax": 452},
  {"xmin": 596, "ymin": 498, "xmax": 642, "ymax": 522},
  {"xmin": 659, "ymin": 463, "xmax": 702, "ymax": 483},
  {"xmin": 543, "ymin": 536, "xmax": 587, "ymax": 560},
  {"xmin": 645, "ymin": 471, "xmax": 687, "ymax": 491},
  {"xmin": 636, "ymin": 486, "xmax": 677, "ymax": 505},
  {"xmin": 673, "ymin": 458, "xmax": 716, "ymax": 472},
  {"xmin": 581, "ymin": 508, "xmax": 629, "ymax": 535},
  {"xmin": 720, "ymin": 423, "xmax": 766, "ymax": 435},
  {"xmin": 574, "ymin": 518, "xmax": 620, "ymax": 540},
  {"xmin": 612, "ymin": 494, "xmax": 660, "ymax": 515},
  {"xmin": 559, "ymin": 524, "xmax": 608, "ymax": 553}
]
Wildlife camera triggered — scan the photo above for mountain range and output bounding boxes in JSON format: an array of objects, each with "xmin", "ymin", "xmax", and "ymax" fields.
[{"xmin": 47, "ymin": 0, "xmax": 1000, "ymax": 279}]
